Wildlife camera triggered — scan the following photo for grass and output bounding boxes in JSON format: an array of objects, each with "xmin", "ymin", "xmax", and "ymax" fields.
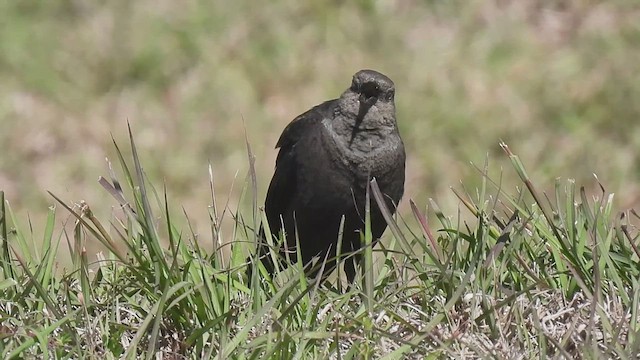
[
  {"xmin": 2, "ymin": 1, "xmax": 640, "ymax": 358},
  {"xmin": 1, "ymin": 130, "xmax": 639, "ymax": 359}
]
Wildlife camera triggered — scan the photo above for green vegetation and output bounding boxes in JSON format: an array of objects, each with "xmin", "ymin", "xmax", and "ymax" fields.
[
  {"xmin": 2, "ymin": 131, "xmax": 639, "ymax": 358},
  {"xmin": 1, "ymin": 0, "xmax": 640, "ymax": 358}
]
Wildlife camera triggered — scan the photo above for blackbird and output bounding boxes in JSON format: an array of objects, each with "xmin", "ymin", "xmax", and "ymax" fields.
[{"xmin": 254, "ymin": 69, "xmax": 405, "ymax": 283}]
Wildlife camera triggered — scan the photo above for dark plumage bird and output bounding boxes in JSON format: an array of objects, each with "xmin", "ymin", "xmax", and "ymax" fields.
[{"xmin": 254, "ymin": 69, "xmax": 405, "ymax": 283}]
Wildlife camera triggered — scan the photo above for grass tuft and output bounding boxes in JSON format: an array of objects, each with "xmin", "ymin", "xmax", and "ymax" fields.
[{"xmin": 1, "ymin": 135, "xmax": 639, "ymax": 358}]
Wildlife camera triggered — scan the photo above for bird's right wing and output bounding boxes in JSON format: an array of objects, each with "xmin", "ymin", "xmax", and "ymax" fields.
[
  {"xmin": 274, "ymin": 100, "xmax": 335, "ymax": 155},
  {"xmin": 265, "ymin": 100, "xmax": 336, "ymax": 227}
]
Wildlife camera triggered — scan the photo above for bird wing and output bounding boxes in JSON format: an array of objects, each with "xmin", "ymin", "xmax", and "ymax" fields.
[
  {"xmin": 265, "ymin": 100, "xmax": 336, "ymax": 229},
  {"xmin": 274, "ymin": 100, "xmax": 335, "ymax": 154}
]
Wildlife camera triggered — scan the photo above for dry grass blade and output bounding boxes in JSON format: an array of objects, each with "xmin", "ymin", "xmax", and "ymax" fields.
[
  {"xmin": 369, "ymin": 179, "xmax": 414, "ymax": 262},
  {"xmin": 409, "ymin": 199, "xmax": 442, "ymax": 264},
  {"xmin": 47, "ymin": 191, "xmax": 127, "ymax": 263}
]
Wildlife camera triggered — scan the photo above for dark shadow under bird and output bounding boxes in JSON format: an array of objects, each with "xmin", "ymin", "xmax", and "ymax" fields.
[{"xmin": 253, "ymin": 69, "xmax": 406, "ymax": 283}]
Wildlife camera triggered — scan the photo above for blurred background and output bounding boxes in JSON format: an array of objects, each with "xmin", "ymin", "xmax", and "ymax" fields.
[{"xmin": 1, "ymin": 0, "xmax": 639, "ymax": 259}]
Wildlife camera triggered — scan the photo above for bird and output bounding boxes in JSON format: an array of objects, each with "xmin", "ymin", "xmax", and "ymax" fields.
[{"xmin": 253, "ymin": 69, "xmax": 405, "ymax": 284}]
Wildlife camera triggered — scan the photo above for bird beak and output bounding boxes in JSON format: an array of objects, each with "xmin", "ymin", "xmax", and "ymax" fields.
[
  {"xmin": 357, "ymin": 93, "xmax": 377, "ymax": 121},
  {"xmin": 350, "ymin": 93, "xmax": 379, "ymax": 145},
  {"xmin": 359, "ymin": 93, "xmax": 377, "ymax": 110}
]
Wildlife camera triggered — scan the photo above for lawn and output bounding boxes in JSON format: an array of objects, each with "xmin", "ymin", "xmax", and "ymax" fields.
[{"xmin": 1, "ymin": 1, "xmax": 640, "ymax": 358}]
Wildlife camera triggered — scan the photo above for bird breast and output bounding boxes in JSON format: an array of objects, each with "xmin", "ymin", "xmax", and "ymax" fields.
[{"xmin": 321, "ymin": 124, "xmax": 403, "ymax": 181}]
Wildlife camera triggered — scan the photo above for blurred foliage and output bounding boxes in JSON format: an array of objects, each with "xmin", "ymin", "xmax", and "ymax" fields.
[{"xmin": 1, "ymin": 0, "xmax": 640, "ymax": 258}]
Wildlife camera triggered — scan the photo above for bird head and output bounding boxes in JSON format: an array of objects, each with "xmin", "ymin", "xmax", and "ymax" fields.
[
  {"xmin": 350, "ymin": 69, "xmax": 395, "ymax": 114},
  {"xmin": 330, "ymin": 69, "xmax": 398, "ymax": 146}
]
